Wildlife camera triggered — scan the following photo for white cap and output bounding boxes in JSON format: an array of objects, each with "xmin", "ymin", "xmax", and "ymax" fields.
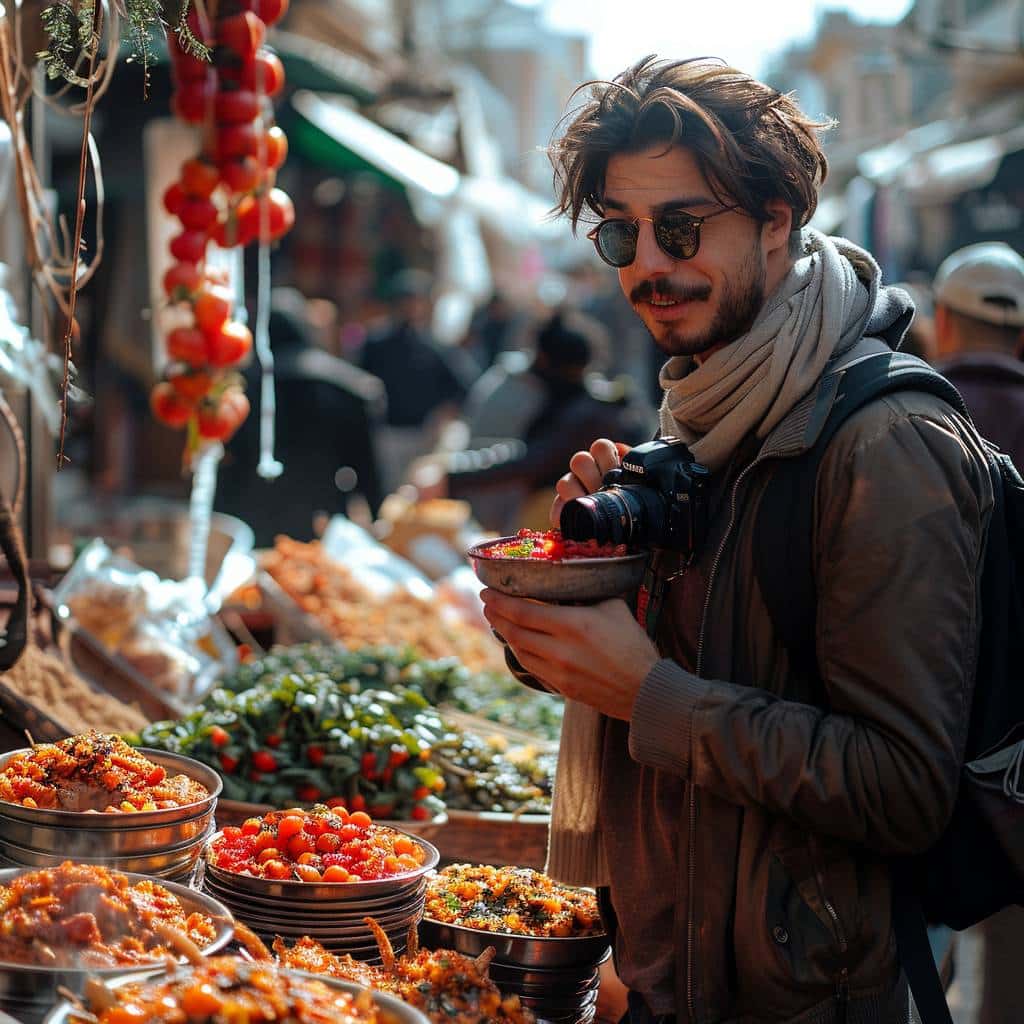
[{"xmin": 934, "ymin": 242, "xmax": 1024, "ymax": 328}]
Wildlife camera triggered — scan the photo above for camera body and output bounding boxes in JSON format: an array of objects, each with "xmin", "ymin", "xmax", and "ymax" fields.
[{"xmin": 559, "ymin": 437, "xmax": 710, "ymax": 556}]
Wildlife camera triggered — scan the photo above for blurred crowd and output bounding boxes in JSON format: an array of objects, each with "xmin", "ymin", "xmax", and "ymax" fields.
[{"xmin": 215, "ymin": 266, "xmax": 657, "ymax": 546}]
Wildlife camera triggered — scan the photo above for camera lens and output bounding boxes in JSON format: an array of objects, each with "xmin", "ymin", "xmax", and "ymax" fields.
[{"xmin": 560, "ymin": 489, "xmax": 638, "ymax": 546}]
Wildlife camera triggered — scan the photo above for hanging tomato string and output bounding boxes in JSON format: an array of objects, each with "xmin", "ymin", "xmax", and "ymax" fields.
[{"xmin": 153, "ymin": 0, "xmax": 293, "ymax": 464}]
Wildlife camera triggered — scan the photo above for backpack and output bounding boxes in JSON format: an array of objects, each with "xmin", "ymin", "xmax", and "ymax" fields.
[{"xmin": 753, "ymin": 350, "xmax": 1024, "ymax": 1024}]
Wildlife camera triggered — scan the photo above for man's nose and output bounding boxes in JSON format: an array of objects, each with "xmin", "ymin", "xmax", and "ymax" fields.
[{"xmin": 632, "ymin": 220, "xmax": 675, "ymax": 276}]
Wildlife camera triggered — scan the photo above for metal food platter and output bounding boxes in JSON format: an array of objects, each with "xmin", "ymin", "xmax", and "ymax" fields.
[
  {"xmin": 43, "ymin": 963, "xmax": 430, "ymax": 1024},
  {"xmin": 467, "ymin": 537, "xmax": 647, "ymax": 602},
  {"xmin": 418, "ymin": 917, "xmax": 610, "ymax": 969},
  {"xmin": 0, "ymin": 748, "xmax": 221, "ymax": 828}
]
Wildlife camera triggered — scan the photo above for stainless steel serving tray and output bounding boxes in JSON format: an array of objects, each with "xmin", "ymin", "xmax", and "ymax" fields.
[
  {"xmin": 0, "ymin": 748, "xmax": 221, "ymax": 829},
  {"xmin": 467, "ymin": 538, "xmax": 647, "ymax": 602},
  {"xmin": 203, "ymin": 829, "xmax": 439, "ymax": 900},
  {"xmin": 0, "ymin": 869, "xmax": 233, "ymax": 1014},
  {"xmin": 42, "ymin": 962, "xmax": 430, "ymax": 1024},
  {"xmin": 418, "ymin": 917, "xmax": 610, "ymax": 969}
]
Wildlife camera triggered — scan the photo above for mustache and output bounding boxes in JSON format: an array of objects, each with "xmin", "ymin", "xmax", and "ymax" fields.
[{"xmin": 630, "ymin": 280, "xmax": 711, "ymax": 304}]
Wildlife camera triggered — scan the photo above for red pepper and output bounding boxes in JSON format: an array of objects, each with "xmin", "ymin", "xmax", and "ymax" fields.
[
  {"xmin": 411, "ymin": 805, "xmax": 431, "ymax": 821},
  {"xmin": 266, "ymin": 734, "xmax": 282, "ymax": 749},
  {"xmin": 210, "ymin": 726, "xmax": 230, "ymax": 748},
  {"xmin": 360, "ymin": 752, "xmax": 377, "ymax": 779},
  {"xmin": 307, "ymin": 745, "xmax": 325, "ymax": 767},
  {"xmin": 220, "ymin": 753, "xmax": 238, "ymax": 773},
  {"xmin": 252, "ymin": 750, "xmax": 278, "ymax": 773}
]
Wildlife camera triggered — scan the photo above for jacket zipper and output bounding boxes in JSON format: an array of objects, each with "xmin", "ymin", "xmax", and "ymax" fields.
[
  {"xmin": 810, "ymin": 836, "xmax": 851, "ymax": 1023},
  {"xmin": 686, "ymin": 783, "xmax": 697, "ymax": 1022}
]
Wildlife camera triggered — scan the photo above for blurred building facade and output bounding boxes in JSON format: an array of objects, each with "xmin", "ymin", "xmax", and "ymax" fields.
[{"xmin": 766, "ymin": 0, "xmax": 1024, "ymax": 280}]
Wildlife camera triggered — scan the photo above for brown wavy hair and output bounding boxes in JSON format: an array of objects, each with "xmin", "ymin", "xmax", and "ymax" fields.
[{"xmin": 550, "ymin": 56, "xmax": 834, "ymax": 236}]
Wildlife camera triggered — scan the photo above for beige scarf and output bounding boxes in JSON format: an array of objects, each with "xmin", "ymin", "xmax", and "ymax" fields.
[{"xmin": 545, "ymin": 230, "xmax": 901, "ymax": 887}]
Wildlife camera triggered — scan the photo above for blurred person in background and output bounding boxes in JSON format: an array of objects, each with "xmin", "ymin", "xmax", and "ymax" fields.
[
  {"xmin": 893, "ymin": 280, "xmax": 937, "ymax": 363},
  {"xmin": 931, "ymin": 241, "xmax": 1024, "ymax": 1024},
  {"xmin": 934, "ymin": 243, "xmax": 1024, "ymax": 467},
  {"xmin": 460, "ymin": 290, "xmax": 527, "ymax": 378},
  {"xmin": 215, "ymin": 288, "xmax": 386, "ymax": 546},
  {"xmin": 414, "ymin": 308, "xmax": 652, "ymax": 532},
  {"xmin": 357, "ymin": 269, "xmax": 472, "ymax": 495}
]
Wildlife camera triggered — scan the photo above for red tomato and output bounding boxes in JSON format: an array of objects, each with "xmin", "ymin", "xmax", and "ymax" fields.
[
  {"xmin": 168, "ymin": 369, "xmax": 213, "ymax": 402},
  {"xmin": 265, "ymin": 734, "xmax": 282, "ymax": 749},
  {"xmin": 206, "ymin": 320, "xmax": 253, "ymax": 367},
  {"xmin": 237, "ymin": 188, "xmax": 294, "ymax": 243},
  {"xmin": 169, "ymin": 229, "xmax": 208, "ymax": 264},
  {"xmin": 215, "ymin": 89, "xmax": 261, "ymax": 124},
  {"xmin": 171, "ymin": 50, "xmax": 211, "ymax": 83},
  {"xmin": 150, "ymin": 383, "xmax": 192, "ymax": 428},
  {"xmin": 261, "ymin": 126, "xmax": 288, "ymax": 170},
  {"xmin": 306, "ymin": 745, "xmax": 325, "ymax": 767},
  {"xmin": 166, "ymin": 326, "xmax": 208, "ymax": 366},
  {"xmin": 252, "ymin": 750, "xmax": 277, "ymax": 773},
  {"xmin": 296, "ymin": 785, "xmax": 322, "ymax": 804},
  {"xmin": 180, "ymin": 158, "xmax": 220, "ymax": 198},
  {"xmin": 348, "ymin": 810, "xmax": 372, "ymax": 829},
  {"xmin": 197, "ymin": 388, "xmax": 250, "ymax": 440},
  {"xmin": 162, "ymin": 262, "xmax": 202, "ymax": 299},
  {"xmin": 210, "ymin": 726, "xmax": 230, "ymax": 748},
  {"xmin": 177, "ymin": 196, "xmax": 218, "ymax": 232},
  {"xmin": 215, "ymin": 123, "xmax": 260, "ymax": 162},
  {"xmin": 172, "ymin": 79, "xmax": 214, "ymax": 123},
  {"xmin": 217, "ymin": 12, "xmax": 265, "ymax": 60},
  {"xmin": 246, "ymin": 0, "xmax": 289, "ymax": 27},
  {"xmin": 163, "ymin": 182, "xmax": 186, "ymax": 216},
  {"xmin": 193, "ymin": 285, "xmax": 233, "ymax": 334},
  {"xmin": 219, "ymin": 156, "xmax": 261, "ymax": 195},
  {"xmin": 349, "ymin": 794, "xmax": 366, "ymax": 812},
  {"xmin": 240, "ymin": 50, "xmax": 285, "ymax": 96},
  {"xmin": 411, "ymin": 805, "xmax": 431, "ymax": 821}
]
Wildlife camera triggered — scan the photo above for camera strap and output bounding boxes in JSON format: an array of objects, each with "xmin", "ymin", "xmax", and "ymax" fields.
[{"xmin": 636, "ymin": 550, "xmax": 682, "ymax": 640}]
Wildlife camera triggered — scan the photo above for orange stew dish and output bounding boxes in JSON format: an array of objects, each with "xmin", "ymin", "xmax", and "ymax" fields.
[
  {"xmin": 0, "ymin": 862, "xmax": 217, "ymax": 967},
  {"xmin": 73, "ymin": 956, "xmax": 398, "ymax": 1024},
  {"xmin": 425, "ymin": 865, "xmax": 603, "ymax": 938},
  {"xmin": 0, "ymin": 733, "xmax": 208, "ymax": 812},
  {"xmin": 210, "ymin": 806, "xmax": 427, "ymax": 882}
]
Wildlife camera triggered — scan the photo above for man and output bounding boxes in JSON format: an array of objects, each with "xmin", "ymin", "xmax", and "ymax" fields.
[
  {"xmin": 216, "ymin": 289, "xmax": 386, "ymax": 546},
  {"xmin": 447, "ymin": 308, "xmax": 651, "ymax": 532},
  {"xmin": 934, "ymin": 242, "xmax": 1024, "ymax": 464},
  {"xmin": 931, "ymin": 243, "xmax": 1024, "ymax": 1024},
  {"xmin": 480, "ymin": 57, "xmax": 994, "ymax": 1024}
]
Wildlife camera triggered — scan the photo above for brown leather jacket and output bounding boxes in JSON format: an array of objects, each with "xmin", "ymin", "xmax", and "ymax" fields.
[{"xmin": 625, "ymin": 338, "xmax": 995, "ymax": 1023}]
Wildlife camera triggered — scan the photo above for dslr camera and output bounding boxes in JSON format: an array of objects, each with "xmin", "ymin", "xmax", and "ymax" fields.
[{"xmin": 559, "ymin": 437, "xmax": 710, "ymax": 556}]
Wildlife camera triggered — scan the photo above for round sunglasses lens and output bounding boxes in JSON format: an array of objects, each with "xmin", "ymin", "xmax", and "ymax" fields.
[
  {"xmin": 596, "ymin": 221, "xmax": 637, "ymax": 267},
  {"xmin": 656, "ymin": 215, "xmax": 699, "ymax": 259}
]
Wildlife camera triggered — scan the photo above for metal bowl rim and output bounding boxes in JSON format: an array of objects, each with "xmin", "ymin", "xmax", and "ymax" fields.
[
  {"xmin": 420, "ymin": 914, "xmax": 606, "ymax": 945},
  {"xmin": 0, "ymin": 868, "xmax": 233, "ymax": 975},
  {"xmin": 0, "ymin": 748, "xmax": 222, "ymax": 826},
  {"xmin": 467, "ymin": 538, "xmax": 646, "ymax": 567}
]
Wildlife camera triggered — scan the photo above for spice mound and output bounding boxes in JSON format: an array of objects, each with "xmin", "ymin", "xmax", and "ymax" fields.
[
  {"xmin": 0, "ymin": 862, "xmax": 217, "ymax": 967},
  {"xmin": 72, "ymin": 955, "xmax": 396, "ymax": 1024},
  {"xmin": 482, "ymin": 530, "xmax": 628, "ymax": 561},
  {"xmin": 0, "ymin": 732, "xmax": 208, "ymax": 812},
  {"xmin": 274, "ymin": 919, "xmax": 534, "ymax": 1024},
  {"xmin": 425, "ymin": 864, "xmax": 602, "ymax": 938},
  {"xmin": 210, "ymin": 805, "xmax": 427, "ymax": 883}
]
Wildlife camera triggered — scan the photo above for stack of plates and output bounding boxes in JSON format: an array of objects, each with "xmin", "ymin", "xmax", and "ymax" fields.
[
  {"xmin": 201, "ymin": 830, "xmax": 440, "ymax": 958},
  {"xmin": 0, "ymin": 870, "xmax": 234, "ymax": 1024},
  {"xmin": 0, "ymin": 749, "xmax": 220, "ymax": 882},
  {"xmin": 419, "ymin": 919, "xmax": 611, "ymax": 1024}
]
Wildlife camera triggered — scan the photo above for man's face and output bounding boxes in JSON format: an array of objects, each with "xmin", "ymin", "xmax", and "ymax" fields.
[{"xmin": 602, "ymin": 145, "xmax": 767, "ymax": 358}]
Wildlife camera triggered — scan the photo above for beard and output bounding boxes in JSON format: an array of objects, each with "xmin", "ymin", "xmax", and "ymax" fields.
[{"xmin": 634, "ymin": 241, "xmax": 766, "ymax": 357}]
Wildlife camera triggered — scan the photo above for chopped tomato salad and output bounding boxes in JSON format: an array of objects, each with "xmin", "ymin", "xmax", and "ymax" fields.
[
  {"xmin": 209, "ymin": 805, "xmax": 427, "ymax": 883},
  {"xmin": 483, "ymin": 530, "xmax": 628, "ymax": 561}
]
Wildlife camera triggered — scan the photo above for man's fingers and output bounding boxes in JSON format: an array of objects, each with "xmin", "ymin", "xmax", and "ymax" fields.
[
  {"xmin": 590, "ymin": 439, "xmax": 622, "ymax": 477},
  {"xmin": 568, "ymin": 451, "xmax": 604, "ymax": 494}
]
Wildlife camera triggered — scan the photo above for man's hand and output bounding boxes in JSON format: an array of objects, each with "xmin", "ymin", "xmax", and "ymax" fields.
[
  {"xmin": 481, "ymin": 589, "xmax": 660, "ymax": 721},
  {"xmin": 550, "ymin": 439, "xmax": 632, "ymax": 528}
]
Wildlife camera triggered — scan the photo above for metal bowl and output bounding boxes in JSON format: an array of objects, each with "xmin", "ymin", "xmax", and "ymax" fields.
[
  {"xmin": 226, "ymin": 898, "xmax": 423, "ymax": 932},
  {"xmin": 42, "ymin": 962, "xmax": 430, "ymax": 1024},
  {"xmin": 418, "ymin": 917, "xmax": 610, "ymax": 969},
  {"xmin": 0, "ymin": 748, "xmax": 222, "ymax": 829},
  {"xmin": 0, "ymin": 805, "xmax": 214, "ymax": 856},
  {"xmin": 203, "ymin": 830, "xmax": 439, "ymax": 900},
  {"xmin": 202, "ymin": 874, "xmax": 426, "ymax": 914},
  {"xmin": 0, "ymin": 869, "xmax": 233, "ymax": 1019},
  {"xmin": 0, "ymin": 826, "xmax": 212, "ymax": 878},
  {"xmin": 467, "ymin": 538, "xmax": 647, "ymax": 602}
]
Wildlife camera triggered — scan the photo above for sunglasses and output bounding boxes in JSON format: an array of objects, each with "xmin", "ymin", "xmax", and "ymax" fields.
[{"xmin": 586, "ymin": 207, "xmax": 734, "ymax": 268}]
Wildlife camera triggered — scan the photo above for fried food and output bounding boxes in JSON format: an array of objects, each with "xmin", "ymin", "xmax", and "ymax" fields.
[
  {"xmin": 0, "ymin": 862, "xmax": 217, "ymax": 968},
  {"xmin": 0, "ymin": 732, "xmax": 208, "ymax": 812}
]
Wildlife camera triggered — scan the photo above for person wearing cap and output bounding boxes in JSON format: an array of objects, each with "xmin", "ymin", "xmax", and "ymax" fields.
[{"xmin": 932, "ymin": 241, "xmax": 1024, "ymax": 1024}]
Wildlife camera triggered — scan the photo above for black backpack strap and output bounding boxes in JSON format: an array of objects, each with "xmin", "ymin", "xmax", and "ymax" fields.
[{"xmin": 754, "ymin": 351, "xmax": 972, "ymax": 1024}]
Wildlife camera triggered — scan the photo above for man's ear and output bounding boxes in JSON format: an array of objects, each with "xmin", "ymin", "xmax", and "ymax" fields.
[{"xmin": 761, "ymin": 199, "xmax": 794, "ymax": 258}]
